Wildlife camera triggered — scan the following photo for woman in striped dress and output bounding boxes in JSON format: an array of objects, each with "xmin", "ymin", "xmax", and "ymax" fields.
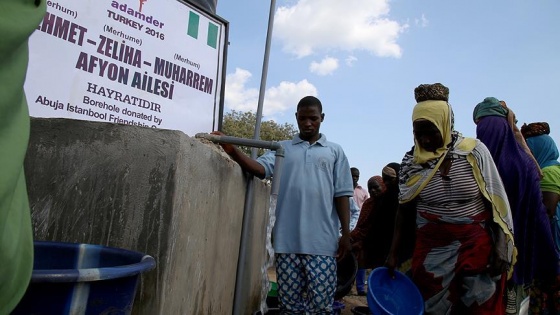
[{"xmin": 386, "ymin": 83, "xmax": 515, "ymax": 314}]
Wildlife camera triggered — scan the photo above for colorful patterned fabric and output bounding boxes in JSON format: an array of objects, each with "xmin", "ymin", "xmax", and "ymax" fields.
[
  {"xmin": 521, "ymin": 122, "xmax": 551, "ymax": 139},
  {"xmin": 412, "ymin": 211, "xmax": 506, "ymax": 314},
  {"xmin": 529, "ymin": 279, "xmax": 560, "ymax": 315},
  {"xmin": 464, "ymin": 138, "xmax": 517, "ymax": 273},
  {"xmin": 477, "ymin": 116, "xmax": 559, "ymax": 285},
  {"xmin": 275, "ymin": 253, "xmax": 337, "ymax": 314},
  {"xmin": 414, "ymin": 83, "xmax": 449, "ymax": 103}
]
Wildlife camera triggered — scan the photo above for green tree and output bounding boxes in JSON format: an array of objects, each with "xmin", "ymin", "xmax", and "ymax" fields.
[{"xmin": 222, "ymin": 110, "xmax": 297, "ymax": 156}]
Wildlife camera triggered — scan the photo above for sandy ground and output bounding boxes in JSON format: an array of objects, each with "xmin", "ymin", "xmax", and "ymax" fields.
[
  {"xmin": 338, "ymin": 287, "xmax": 369, "ymax": 315},
  {"xmin": 267, "ymin": 267, "xmax": 370, "ymax": 315}
]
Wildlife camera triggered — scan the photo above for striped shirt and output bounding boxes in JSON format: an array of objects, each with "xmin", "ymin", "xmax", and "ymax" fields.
[{"xmin": 417, "ymin": 156, "xmax": 486, "ymax": 222}]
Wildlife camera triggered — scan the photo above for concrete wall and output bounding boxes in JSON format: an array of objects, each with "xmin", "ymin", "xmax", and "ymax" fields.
[{"xmin": 24, "ymin": 118, "xmax": 270, "ymax": 314}]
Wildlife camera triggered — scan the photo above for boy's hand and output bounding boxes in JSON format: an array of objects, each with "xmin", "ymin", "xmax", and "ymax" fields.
[
  {"xmin": 210, "ymin": 131, "xmax": 235, "ymax": 155},
  {"xmin": 337, "ymin": 233, "xmax": 352, "ymax": 261}
]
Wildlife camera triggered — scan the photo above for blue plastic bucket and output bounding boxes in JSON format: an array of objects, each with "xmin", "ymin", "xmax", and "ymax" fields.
[
  {"xmin": 12, "ymin": 241, "xmax": 156, "ymax": 315},
  {"xmin": 367, "ymin": 267, "xmax": 423, "ymax": 315}
]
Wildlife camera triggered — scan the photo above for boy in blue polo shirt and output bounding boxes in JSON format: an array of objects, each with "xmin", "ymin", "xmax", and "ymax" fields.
[{"xmin": 213, "ymin": 96, "xmax": 354, "ymax": 314}]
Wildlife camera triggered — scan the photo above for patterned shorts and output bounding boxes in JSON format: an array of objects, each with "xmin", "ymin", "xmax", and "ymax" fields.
[{"xmin": 275, "ymin": 253, "xmax": 337, "ymax": 314}]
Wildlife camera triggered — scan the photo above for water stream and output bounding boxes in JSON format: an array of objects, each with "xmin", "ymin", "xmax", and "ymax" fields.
[{"xmin": 258, "ymin": 194, "xmax": 278, "ymax": 314}]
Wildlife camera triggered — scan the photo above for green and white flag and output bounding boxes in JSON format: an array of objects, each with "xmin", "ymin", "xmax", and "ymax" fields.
[{"xmin": 187, "ymin": 11, "xmax": 218, "ymax": 48}]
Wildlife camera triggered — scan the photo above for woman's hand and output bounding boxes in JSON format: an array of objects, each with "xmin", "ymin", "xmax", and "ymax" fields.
[
  {"xmin": 385, "ymin": 251, "xmax": 398, "ymax": 279},
  {"xmin": 351, "ymin": 240, "xmax": 363, "ymax": 251}
]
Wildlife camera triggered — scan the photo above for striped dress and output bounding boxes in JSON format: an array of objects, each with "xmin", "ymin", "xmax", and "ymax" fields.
[
  {"xmin": 412, "ymin": 157, "xmax": 505, "ymax": 314},
  {"xmin": 416, "ymin": 157, "xmax": 486, "ymax": 223}
]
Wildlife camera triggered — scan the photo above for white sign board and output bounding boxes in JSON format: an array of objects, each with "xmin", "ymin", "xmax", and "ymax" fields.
[{"xmin": 25, "ymin": 0, "xmax": 227, "ymax": 136}]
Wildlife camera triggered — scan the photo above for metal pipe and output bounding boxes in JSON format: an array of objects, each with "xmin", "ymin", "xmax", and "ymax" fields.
[
  {"xmin": 252, "ymin": 0, "xmax": 276, "ymax": 144},
  {"xmin": 205, "ymin": 1, "xmax": 277, "ymax": 313},
  {"xmin": 195, "ymin": 133, "xmax": 281, "ymax": 151},
  {"xmin": 195, "ymin": 131, "xmax": 284, "ymax": 315},
  {"xmin": 233, "ymin": 0, "xmax": 276, "ymax": 308},
  {"xmin": 195, "ymin": 132, "xmax": 284, "ymax": 200}
]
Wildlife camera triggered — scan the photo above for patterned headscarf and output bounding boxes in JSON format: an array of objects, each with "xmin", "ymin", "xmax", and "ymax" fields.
[
  {"xmin": 472, "ymin": 97, "xmax": 509, "ymax": 123},
  {"xmin": 521, "ymin": 122, "xmax": 550, "ymax": 139},
  {"xmin": 414, "ymin": 83, "xmax": 449, "ymax": 103},
  {"xmin": 385, "ymin": 162, "xmax": 400, "ymax": 176},
  {"xmin": 382, "ymin": 166, "xmax": 397, "ymax": 178}
]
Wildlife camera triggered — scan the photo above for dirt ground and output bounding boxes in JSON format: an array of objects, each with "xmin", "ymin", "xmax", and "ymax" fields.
[{"xmin": 338, "ymin": 287, "xmax": 370, "ymax": 315}]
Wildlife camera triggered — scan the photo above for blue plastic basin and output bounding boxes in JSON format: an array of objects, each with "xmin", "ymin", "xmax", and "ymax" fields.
[
  {"xmin": 11, "ymin": 240, "xmax": 156, "ymax": 315},
  {"xmin": 367, "ymin": 267, "xmax": 423, "ymax": 315}
]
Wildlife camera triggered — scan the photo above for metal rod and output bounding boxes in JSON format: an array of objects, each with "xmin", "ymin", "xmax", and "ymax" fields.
[
  {"xmin": 252, "ymin": 0, "xmax": 276, "ymax": 146},
  {"xmin": 196, "ymin": 131, "xmax": 284, "ymax": 315},
  {"xmin": 233, "ymin": 1, "xmax": 277, "ymax": 311},
  {"xmin": 195, "ymin": 133, "xmax": 281, "ymax": 151},
  {"xmin": 206, "ymin": 1, "xmax": 277, "ymax": 313}
]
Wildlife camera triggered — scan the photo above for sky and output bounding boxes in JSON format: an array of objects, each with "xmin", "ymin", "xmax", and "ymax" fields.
[{"xmin": 215, "ymin": 0, "xmax": 560, "ymax": 188}]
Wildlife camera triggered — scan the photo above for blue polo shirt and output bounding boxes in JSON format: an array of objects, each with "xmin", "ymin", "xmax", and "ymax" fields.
[{"xmin": 257, "ymin": 134, "xmax": 353, "ymax": 256}]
